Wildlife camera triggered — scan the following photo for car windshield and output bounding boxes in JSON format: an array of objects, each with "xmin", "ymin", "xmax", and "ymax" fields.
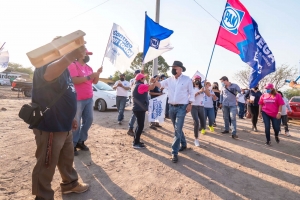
[
  {"xmin": 94, "ymin": 81, "xmax": 114, "ymax": 91},
  {"xmin": 291, "ymin": 97, "xmax": 300, "ymax": 102}
]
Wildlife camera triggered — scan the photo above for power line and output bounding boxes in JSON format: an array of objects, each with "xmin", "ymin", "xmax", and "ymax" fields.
[
  {"xmin": 68, "ymin": 0, "xmax": 112, "ymax": 21},
  {"xmin": 192, "ymin": 0, "xmax": 220, "ymax": 23}
]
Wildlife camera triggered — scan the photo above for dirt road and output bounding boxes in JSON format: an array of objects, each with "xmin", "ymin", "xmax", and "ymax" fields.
[{"xmin": 0, "ymin": 86, "xmax": 300, "ymax": 200}]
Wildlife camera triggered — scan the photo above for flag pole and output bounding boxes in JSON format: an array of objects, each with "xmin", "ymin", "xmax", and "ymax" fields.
[
  {"xmin": 142, "ymin": 12, "xmax": 147, "ymax": 73},
  {"xmin": 204, "ymin": 0, "xmax": 228, "ymax": 80},
  {"xmin": 0, "ymin": 42, "xmax": 6, "ymax": 52},
  {"xmin": 101, "ymin": 24, "xmax": 114, "ymax": 68}
]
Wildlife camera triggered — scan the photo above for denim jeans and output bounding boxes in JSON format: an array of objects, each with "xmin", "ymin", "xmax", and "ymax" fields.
[
  {"xmin": 238, "ymin": 102, "xmax": 245, "ymax": 118},
  {"xmin": 280, "ymin": 115, "xmax": 289, "ymax": 132},
  {"xmin": 204, "ymin": 107, "xmax": 215, "ymax": 127},
  {"xmin": 116, "ymin": 96, "xmax": 127, "ymax": 121},
  {"xmin": 222, "ymin": 105, "xmax": 237, "ymax": 135},
  {"xmin": 262, "ymin": 111, "xmax": 280, "ymax": 142},
  {"xmin": 128, "ymin": 112, "xmax": 136, "ymax": 129},
  {"xmin": 169, "ymin": 104, "xmax": 187, "ymax": 155},
  {"xmin": 191, "ymin": 105, "xmax": 205, "ymax": 138},
  {"xmin": 73, "ymin": 98, "xmax": 93, "ymax": 146}
]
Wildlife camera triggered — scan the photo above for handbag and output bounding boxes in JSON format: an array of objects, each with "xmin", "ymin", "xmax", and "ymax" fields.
[{"xmin": 19, "ymin": 85, "xmax": 68, "ymax": 126}]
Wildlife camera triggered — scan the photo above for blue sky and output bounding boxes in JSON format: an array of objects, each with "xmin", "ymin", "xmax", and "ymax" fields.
[{"xmin": 1, "ymin": 0, "xmax": 299, "ymax": 84}]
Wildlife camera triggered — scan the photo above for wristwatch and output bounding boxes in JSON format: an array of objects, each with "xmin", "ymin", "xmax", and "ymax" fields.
[{"xmin": 86, "ymin": 76, "xmax": 91, "ymax": 80}]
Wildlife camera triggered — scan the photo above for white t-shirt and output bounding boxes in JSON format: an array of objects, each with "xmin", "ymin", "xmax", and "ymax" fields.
[
  {"xmin": 281, "ymin": 97, "xmax": 292, "ymax": 115},
  {"xmin": 203, "ymin": 90, "xmax": 215, "ymax": 108},
  {"xmin": 192, "ymin": 87, "xmax": 204, "ymax": 106},
  {"xmin": 113, "ymin": 80, "xmax": 130, "ymax": 97},
  {"xmin": 236, "ymin": 93, "xmax": 245, "ymax": 103}
]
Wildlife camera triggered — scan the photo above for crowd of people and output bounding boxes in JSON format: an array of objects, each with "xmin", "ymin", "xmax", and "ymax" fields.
[{"xmin": 29, "ymin": 42, "xmax": 293, "ymax": 199}]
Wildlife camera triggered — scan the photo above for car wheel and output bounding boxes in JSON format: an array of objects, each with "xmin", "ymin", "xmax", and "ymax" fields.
[
  {"xmin": 24, "ymin": 89, "xmax": 32, "ymax": 97},
  {"xmin": 97, "ymin": 99, "xmax": 106, "ymax": 112}
]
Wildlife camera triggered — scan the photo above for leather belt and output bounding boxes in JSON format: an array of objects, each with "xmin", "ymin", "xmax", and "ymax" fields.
[{"xmin": 169, "ymin": 104, "xmax": 184, "ymax": 107}]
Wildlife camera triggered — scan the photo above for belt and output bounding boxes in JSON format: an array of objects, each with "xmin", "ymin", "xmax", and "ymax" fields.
[{"xmin": 169, "ymin": 104, "xmax": 185, "ymax": 107}]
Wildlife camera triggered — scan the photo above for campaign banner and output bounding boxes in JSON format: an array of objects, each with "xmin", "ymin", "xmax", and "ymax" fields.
[
  {"xmin": 148, "ymin": 94, "xmax": 167, "ymax": 123},
  {"xmin": 0, "ymin": 50, "xmax": 9, "ymax": 73},
  {"xmin": 104, "ymin": 23, "xmax": 139, "ymax": 72}
]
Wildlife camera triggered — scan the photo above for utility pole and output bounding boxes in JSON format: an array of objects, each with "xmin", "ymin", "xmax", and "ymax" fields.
[{"xmin": 152, "ymin": 0, "xmax": 160, "ymax": 76}]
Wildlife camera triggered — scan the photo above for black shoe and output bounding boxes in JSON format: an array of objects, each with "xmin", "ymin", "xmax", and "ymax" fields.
[
  {"xmin": 149, "ymin": 125, "xmax": 157, "ymax": 130},
  {"xmin": 172, "ymin": 154, "xmax": 178, "ymax": 163},
  {"xmin": 265, "ymin": 141, "xmax": 271, "ymax": 146},
  {"xmin": 221, "ymin": 130, "xmax": 229, "ymax": 134},
  {"xmin": 132, "ymin": 143, "xmax": 146, "ymax": 149},
  {"xmin": 179, "ymin": 146, "xmax": 187, "ymax": 151},
  {"xmin": 76, "ymin": 142, "xmax": 89, "ymax": 151},
  {"xmin": 275, "ymin": 136, "xmax": 280, "ymax": 143},
  {"xmin": 74, "ymin": 148, "xmax": 78, "ymax": 156},
  {"xmin": 35, "ymin": 197, "xmax": 45, "ymax": 200},
  {"xmin": 232, "ymin": 135, "xmax": 239, "ymax": 139},
  {"xmin": 127, "ymin": 129, "xmax": 134, "ymax": 136},
  {"xmin": 213, "ymin": 122, "xmax": 217, "ymax": 127}
]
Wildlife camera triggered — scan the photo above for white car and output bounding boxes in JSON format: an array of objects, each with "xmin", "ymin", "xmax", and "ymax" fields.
[{"xmin": 93, "ymin": 81, "xmax": 129, "ymax": 112}]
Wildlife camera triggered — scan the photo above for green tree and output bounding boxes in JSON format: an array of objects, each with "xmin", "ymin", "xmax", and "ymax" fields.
[
  {"xmin": 283, "ymin": 89, "xmax": 300, "ymax": 100},
  {"xmin": 110, "ymin": 70, "xmax": 135, "ymax": 82},
  {"xmin": 234, "ymin": 64, "xmax": 297, "ymax": 90},
  {"xmin": 6, "ymin": 62, "xmax": 34, "ymax": 75}
]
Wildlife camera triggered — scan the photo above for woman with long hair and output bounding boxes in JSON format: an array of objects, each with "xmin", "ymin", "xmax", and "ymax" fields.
[
  {"xmin": 191, "ymin": 76, "xmax": 205, "ymax": 146},
  {"xmin": 245, "ymin": 85, "xmax": 262, "ymax": 132},
  {"xmin": 258, "ymin": 83, "xmax": 285, "ymax": 145},
  {"xmin": 212, "ymin": 82, "xmax": 220, "ymax": 126}
]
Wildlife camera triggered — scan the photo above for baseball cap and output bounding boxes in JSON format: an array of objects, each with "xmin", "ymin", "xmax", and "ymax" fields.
[
  {"xmin": 265, "ymin": 83, "xmax": 274, "ymax": 89},
  {"xmin": 194, "ymin": 75, "xmax": 201, "ymax": 80},
  {"xmin": 135, "ymin": 73, "xmax": 147, "ymax": 81}
]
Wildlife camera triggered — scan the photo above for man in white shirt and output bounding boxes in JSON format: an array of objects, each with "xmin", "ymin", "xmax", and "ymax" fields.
[
  {"xmin": 156, "ymin": 61, "xmax": 194, "ymax": 163},
  {"xmin": 113, "ymin": 74, "xmax": 130, "ymax": 124},
  {"xmin": 236, "ymin": 89, "xmax": 246, "ymax": 119}
]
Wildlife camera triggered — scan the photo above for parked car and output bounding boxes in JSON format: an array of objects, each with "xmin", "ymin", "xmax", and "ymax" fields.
[
  {"xmin": 287, "ymin": 96, "xmax": 300, "ymax": 120},
  {"xmin": 0, "ymin": 79, "xmax": 10, "ymax": 86},
  {"xmin": 93, "ymin": 81, "xmax": 129, "ymax": 112},
  {"xmin": 11, "ymin": 80, "xmax": 33, "ymax": 97}
]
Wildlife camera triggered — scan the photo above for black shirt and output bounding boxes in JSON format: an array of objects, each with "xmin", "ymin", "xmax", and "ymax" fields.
[
  {"xmin": 31, "ymin": 65, "xmax": 77, "ymax": 132},
  {"xmin": 150, "ymin": 86, "xmax": 161, "ymax": 99},
  {"xmin": 244, "ymin": 89, "xmax": 262, "ymax": 107}
]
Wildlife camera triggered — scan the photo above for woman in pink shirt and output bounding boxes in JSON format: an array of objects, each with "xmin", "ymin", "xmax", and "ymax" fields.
[{"xmin": 258, "ymin": 83, "xmax": 284, "ymax": 145}]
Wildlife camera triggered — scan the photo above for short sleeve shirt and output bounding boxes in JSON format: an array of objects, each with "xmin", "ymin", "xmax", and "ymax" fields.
[
  {"xmin": 113, "ymin": 80, "xmax": 130, "ymax": 97},
  {"xmin": 31, "ymin": 65, "xmax": 77, "ymax": 132},
  {"xmin": 258, "ymin": 93, "xmax": 285, "ymax": 118},
  {"xmin": 203, "ymin": 90, "xmax": 215, "ymax": 108}
]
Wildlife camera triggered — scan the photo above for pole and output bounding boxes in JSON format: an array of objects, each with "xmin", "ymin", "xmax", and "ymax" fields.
[
  {"xmin": 101, "ymin": 24, "xmax": 114, "ymax": 67},
  {"xmin": 152, "ymin": 0, "xmax": 160, "ymax": 76}
]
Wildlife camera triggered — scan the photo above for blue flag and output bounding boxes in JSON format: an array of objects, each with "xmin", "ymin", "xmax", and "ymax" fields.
[
  {"xmin": 248, "ymin": 18, "xmax": 275, "ymax": 88},
  {"xmin": 143, "ymin": 14, "xmax": 174, "ymax": 64}
]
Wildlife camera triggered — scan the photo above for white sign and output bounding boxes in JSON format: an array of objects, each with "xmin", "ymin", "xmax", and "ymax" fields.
[{"xmin": 148, "ymin": 94, "xmax": 167, "ymax": 123}]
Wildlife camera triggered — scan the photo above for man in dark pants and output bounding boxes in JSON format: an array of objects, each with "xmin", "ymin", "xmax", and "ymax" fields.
[
  {"xmin": 31, "ymin": 38, "xmax": 89, "ymax": 200},
  {"xmin": 131, "ymin": 73, "xmax": 159, "ymax": 148}
]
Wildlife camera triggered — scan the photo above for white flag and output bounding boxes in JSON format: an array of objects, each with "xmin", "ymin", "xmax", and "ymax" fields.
[
  {"xmin": 192, "ymin": 70, "xmax": 206, "ymax": 85},
  {"xmin": 0, "ymin": 43, "xmax": 9, "ymax": 73},
  {"xmin": 104, "ymin": 23, "xmax": 139, "ymax": 72},
  {"xmin": 148, "ymin": 94, "xmax": 167, "ymax": 123}
]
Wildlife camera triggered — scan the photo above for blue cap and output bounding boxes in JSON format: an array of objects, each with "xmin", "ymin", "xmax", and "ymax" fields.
[
  {"xmin": 135, "ymin": 70, "xmax": 141, "ymax": 74},
  {"xmin": 160, "ymin": 74, "xmax": 166, "ymax": 78}
]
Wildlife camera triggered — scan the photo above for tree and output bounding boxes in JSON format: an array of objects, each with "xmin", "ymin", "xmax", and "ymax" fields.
[
  {"xmin": 234, "ymin": 64, "xmax": 297, "ymax": 90},
  {"xmin": 6, "ymin": 62, "xmax": 34, "ymax": 75},
  {"xmin": 283, "ymin": 89, "xmax": 300, "ymax": 100},
  {"xmin": 110, "ymin": 70, "xmax": 135, "ymax": 82}
]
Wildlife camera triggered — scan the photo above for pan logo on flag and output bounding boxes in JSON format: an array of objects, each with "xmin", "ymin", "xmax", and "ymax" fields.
[
  {"xmin": 150, "ymin": 37, "xmax": 160, "ymax": 49},
  {"xmin": 221, "ymin": 3, "xmax": 245, "ymax": 35}
]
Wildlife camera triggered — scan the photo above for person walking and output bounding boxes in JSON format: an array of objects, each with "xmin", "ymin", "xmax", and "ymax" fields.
[
  {"xmin": 277, "ymin": 91, "xmax": 292, "ymax": 136},
  {"xmin": 132, "ymin": 73, "xmax": 160, "ymax": 148},
  {"xmin": 191, "ymin": 77, "xmax": 205, "ymax": 146},
  {"xmin": 127, "ymin": 70, "xmax": 141, "ymax": 136},
  {"xmin": 212, "ymin": 82, "xmax": 220, "ymax": 126},
  {"xmin": 156, "ymin": 61, "xmax": 194, "ymax": 163},
  {"xmin": 203, "ymin": 82, "xmax": 218, "ymax": 133},
  {"xmin": 30, "ymin": 38, "xmax": 89, "ymax": 200},
  {"xmin": 113, "ymin": 74, "xmax": 130, "ymax": 125},
  {"xmin": 68, "ymin": 50, "xmax": 102, "ymax": 156},
  {"xmin": 219, "ymin": 76, "xmax": 241, "ymax": 139},
  {"xmin": 245, "ymin": 86, "xmax": 262, "ymax": 131},
  {"xmin": 236, "ymin": 89, "xmax": 246, "ymax": 119},
  {"xmin": 258, "ymin": 83, "xmax": 285, "ymax": 145}
]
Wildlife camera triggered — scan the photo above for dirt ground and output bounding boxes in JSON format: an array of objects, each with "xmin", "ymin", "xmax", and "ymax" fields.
[{"xmin": 0, "ymin": 85, "xmax": 300, "ymax": 200}]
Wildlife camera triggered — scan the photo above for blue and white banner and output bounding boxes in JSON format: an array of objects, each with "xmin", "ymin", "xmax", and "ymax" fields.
[
  {"xmin": 104, "ymin": 23, "xmax": 139, "ymax": 72},
  {"xmin": 148, "ymin": 94, "xmax": 167, "ymax": 123},
  {"xmin": 0, "ymin": 42, "xmax": 9, "ymax": 73},
  {"xmin": 143, "ymin": 14, "xmax": 174, "ymax": 64}
]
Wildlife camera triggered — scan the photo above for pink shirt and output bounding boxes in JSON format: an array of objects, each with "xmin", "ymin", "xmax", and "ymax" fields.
[
  {"xmin": 68, "ymin": 61, "xmax": 93, "ymax": 100},
  {"xmin": 258, "ymin": 93, "xmax": 284, "ymax": 118},
  {"xmin": 138, "ymin": 84, "xmax": 149, "ymax": 94}
]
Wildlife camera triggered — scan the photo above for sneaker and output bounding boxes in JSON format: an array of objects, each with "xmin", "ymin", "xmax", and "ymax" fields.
[
  {"xmin": 254, "ymin": 127, "xmax": 258, "ymax": 132},
  {"xmin": 221, "ymin": 130, "xmax": 229, "ymax": 134},
  {"xmin": 132, "ymin": 143, "xmax": 146, "ymax": 149},
  {"xmin": 118, "ymin": 121, "xmax": 122, "ymax": 125},
  {"xmin": 278, "ymin": 131, "xmax": 281, "ymax": 135},
  {"xmin": 213, "ymin": 123, "xmax": 217, "ymax": 127},
  {"xmin": 149, "ymin": 125, "xmax": 157, "ymax": 130},
  {"xmin": 194, "ymin": 139, "xmax": 200, "ymax": 147},
  {"xmin": 179, "ymin": 146, "xmax": 187, "ymax": 151},
  {"xmin": 62, "ymin": 182, "xmax": 89, "ymax": 194},
  {"xmin": 232, "ymin": 135, "xmax": 239, "ymax": 139},
  {"xmin": 74, "ymin": 148, "xmax": 78, "ymax": 156},
  {"xmin": 127, "ymin": 129, "xmax": 134, "ymax": 136},
  {"xmin": 76, "ymin": 142, "xmax": 89, "ymax": 151},
  {"xmin": 265, "ymin": 141, "xmax": 271, "ymax": 146},
  {"xmin": 285, "ymin": 132, "xmax": 291, "ymax": 137},
  {"xmin": 209, "ymin": 126, "xmax": 214, "ymax": 132},
  {"xmin": 251, "ymin": 126, "xmax": 255, "ymax": 131},
  {"xmin": 275, "ymin": 136, "xmax": 280, "ymax": 143},
  {"xmin": 171, "ymin": 154, "xmax": 178, "ymax": 163},
  {"xmin": 201, "ymin": 129, "xmax": 206, "ymax": 135}
]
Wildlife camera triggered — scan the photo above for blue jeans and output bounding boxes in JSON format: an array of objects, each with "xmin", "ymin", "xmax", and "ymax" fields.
[
  {"xmin": 204, "ymin": 107, "xmax": 215, "ymax": 127},
  {"xmin": 73, "ymin": 98, "xmax": 93, "ymax": 146},
  {"xmin": 128, "ymin": 112, "xmax": 136, "ymax": 129},
  {"xmin": 116, "ymin": 96, "xmax": 127, "ymax": 121},
  {"xmin": 262, "ymin": 111, "xmax": 280, "ymax": 142},
  {"xmin": 169, "ymin": 104, "xmax": 187, "ymax": 155},
  {"xmin": 222, "ymin": 105, "xmax": 237, "ymax": 135},
  {"xmin": 238, "ymin": 102, "xmax": 245, "ymax": 118}
]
